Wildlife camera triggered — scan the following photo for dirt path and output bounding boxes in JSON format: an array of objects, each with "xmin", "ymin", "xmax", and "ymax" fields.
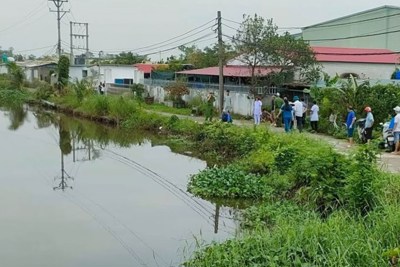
[{"xmin": 152, "ymin": 111, "xmax": 400, "ymax": 173}]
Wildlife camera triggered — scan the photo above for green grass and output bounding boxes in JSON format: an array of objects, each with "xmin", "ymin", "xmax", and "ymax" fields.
[{"xmin": 143, "ymin": 102, "xmax": 192, "ymax": 116}]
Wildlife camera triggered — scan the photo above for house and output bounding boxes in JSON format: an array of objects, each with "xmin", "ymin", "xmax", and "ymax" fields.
[
  {"xmin": 134, "ymin": 63, "xmax": 169, "ymax": 79},
  {"xmin": 69, "ymin": 64, "xmax": 144, "ymax": 85},
  {"xmin": 312, "ymin": 46, "xmax": 400, "ymax": 80},
  {"xmin": 0, "ymin": 61, "xmax": 58, "ymax": 83},
  {"xmin": 302, "ymin": 5, "xmax": 400, "ymax": 51},
  {"xmin": 176, "ymin": 65, "xmax": 280, "ymax": 88}
]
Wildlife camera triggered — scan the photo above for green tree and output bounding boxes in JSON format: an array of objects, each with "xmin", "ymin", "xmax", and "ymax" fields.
[
  {"xmin": 57, "ymin": 55, "xmax": 70, "ymax": 89},
  {"xmin": 178, "ymin": 44, "xmax": 236, "ymax": 69},
  {"xmin": 233, "ymin": 14, "xmax": 318, "ymax": 94},
  {"xmin": 113, "ymin": 52, "xmax": 148, "ymax": 65},
  {"xmin": 6, "ymin": 62, "xmax": 25, "ymax": 90}
]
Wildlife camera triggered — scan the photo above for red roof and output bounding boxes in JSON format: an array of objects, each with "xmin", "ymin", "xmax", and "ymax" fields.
[
  {"xmin": 176, "ymin": 66, "xmax": 279, "ymax": 77},
  {"xmin": 312, "ymin": 46, "xmax": 400, "ymax": 64},
  {"xmin": 134, "ymin": 63, "xmax": 168, "ymax": 74}
]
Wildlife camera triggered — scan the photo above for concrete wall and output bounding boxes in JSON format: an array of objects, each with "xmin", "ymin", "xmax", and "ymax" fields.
[
  {"xmin": 320, "ymin": 61, "xmax": 396, "ymax": 79},
  {"xmin": 303, "ymin": 7, "xmax": 400, "ymax": 51},
  {"xmin": 69, "ymin": 65, "xmax": 144, "ymax": 85},
  {"xmin": 146, "ymin": 84, "xmax": 261, "ymax": 116}
]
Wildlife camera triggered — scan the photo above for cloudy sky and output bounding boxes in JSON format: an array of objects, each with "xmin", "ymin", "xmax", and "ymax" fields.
[{"xmin": 1, "ymin": 0, "xmax": 400, "ymax": 60}]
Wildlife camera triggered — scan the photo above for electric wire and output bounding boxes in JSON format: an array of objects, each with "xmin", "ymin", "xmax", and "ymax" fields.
[
  {"xmin": 222, "ymin": 33, "xmax": 400, "ymax": 56},
  {"xmin": 0, "ymin": 0, "xmax": 48, "ymax": 33},
  {"xmin": 96, "ymin": 18, "xmax": 217, "ymax": 53}
]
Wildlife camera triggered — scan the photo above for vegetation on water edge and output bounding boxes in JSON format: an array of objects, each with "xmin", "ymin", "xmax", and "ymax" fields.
[{"xmin": 2, "ymin": 72, "xmax": 400, "ymax": 266}]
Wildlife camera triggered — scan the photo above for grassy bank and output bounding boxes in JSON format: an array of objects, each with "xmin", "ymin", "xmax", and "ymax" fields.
[{"xmin": 2, "ymin": 78, "xmax": 400, "ymax": 266}]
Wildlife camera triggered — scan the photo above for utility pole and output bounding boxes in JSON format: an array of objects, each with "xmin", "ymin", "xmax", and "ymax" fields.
[
  {"xmin": 48, "ymin": 0, "xmax": 69, "ymax": 58},
  {"xmin": 217, "ymin": 11, "xmax": 225, "ymax": 113},
  {"xmin": 70, "ymin": 22, "xmax": 89, "ymax": 65}
]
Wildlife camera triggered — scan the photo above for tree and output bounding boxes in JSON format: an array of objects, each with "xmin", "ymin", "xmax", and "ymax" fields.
[
  {"xmin": 113, "ymin": 52, "xmax": 148, "ymax": 65},
  {"xmin": 178, "ymin": 44, "xmax": 236, "ymax": 69},
  {"xmin": 233, "ymin": 14, "xmax": 318, "ymax": 94},
  {"xmin": 57, "ymin": 55, "xmax": 70, "ymax": 89},
  {"xmin": 233, "ymin": 14, "xmax": 277, "ymax": 93},
  {"xmin": 6, "ymin": 62, "xmax": 25, "ymax": 90}
]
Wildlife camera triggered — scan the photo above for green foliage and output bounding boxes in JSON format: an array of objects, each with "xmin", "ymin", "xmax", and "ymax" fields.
[
  {"xmin": 343, "ymin": 146, "xmax": 379, "ymax": 215},
  {"xmin": 108, "ymin": 96, "xmax": 137, "ymax": 121},
  {"xmin": 32, "ymin": 80, "xmax": 54, "ymax": 100},
  {"xmin": 57, "ymin": 55, "xmax": 70, "ymax": 88},
  {"xmin": 130, "ymin": 83, "xmax": 145, "ymax": 100},
  {"xmin": 0, "ymin": 89, "xmax": 28, "ymax": 106},
  {"xmin": 82, "ymin": 95, "xmax": 109, "ymax": 116},
  {"xmin": 112, "ymin": 52, "xmax": 147, "ymax": 65},
  {"xmin": 188, "ymin": 165, "xmax": 268, "ymax": 199},
  {"xmin": 6, "ymin": 62, "xmax": 25, "ymax": 89},
  {"xmin": 164, "ymin": 80, "xmax": 189, "ymax": 101},
  {"xmin": 71, "ymin": 79, "xmax": 92, "ymax": 103}
]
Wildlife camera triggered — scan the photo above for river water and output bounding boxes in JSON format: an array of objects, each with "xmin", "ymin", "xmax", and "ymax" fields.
[{"xmin": 0, "ymin": 106, "xmax": 238, "ymax": 267}]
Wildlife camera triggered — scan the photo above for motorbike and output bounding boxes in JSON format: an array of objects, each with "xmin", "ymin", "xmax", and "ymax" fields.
[
  {"xmin": 356, "ymin": 118, "xmax": 367, "ymax": 144},
  {"xmin": 378, "ymin": 120, "xmax": 395, "ymax": 152}
]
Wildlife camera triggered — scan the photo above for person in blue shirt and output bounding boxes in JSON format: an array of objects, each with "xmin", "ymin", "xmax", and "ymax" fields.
[
  {"xmin": 364, "ymin": 106, "xmax": 374, "ymax": 144},
  {"xmin": 277, "ymin": 99, "xmax": 293, "ymax": 132},
  {"xmin": 346, "ymin": 106, "xmax": 356, "ymax": 146}
]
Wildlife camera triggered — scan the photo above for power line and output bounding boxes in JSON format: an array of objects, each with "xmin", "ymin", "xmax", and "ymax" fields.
[
  {"xmin": 139, "ymin": 34, "xmax": 217, "ymax": 57},
  {"xmin": 303, "ymin": 11, "xmax": 400, "ymax": 29},
  {"xmin": 96, "ymin": 18, "xmax": 217, "ymax": 53},
  {"xmin": 0, "ymin": 0, "xmax": 48, "ymax": 33},
  {"xmin": 304, "ymin": 28, "xmax": 400, "ymax": 42},
  {"xmin": 222, "ymin": 33, "xmax": 400, "ymax": 57},
  {"xmin": 13, "ymin": 44, "xmax": 57, "ymax": 54}
]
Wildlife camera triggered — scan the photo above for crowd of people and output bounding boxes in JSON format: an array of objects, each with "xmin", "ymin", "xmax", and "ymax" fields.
[{"xmin": 203, "ymin": 90, "xmax": 400, "ymax": 156}]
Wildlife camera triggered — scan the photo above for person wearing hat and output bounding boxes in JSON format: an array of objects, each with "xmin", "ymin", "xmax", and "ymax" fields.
[
  {"xmin": 364, "ymin": 106, "xmax": 374, "ymax": 144},
  {"xmin": 293, "ymin": 96, "xmax": 303, "ymax": 132},
  {"xmin": 392, "ymin": 106, "xmax": 400, "ymax": 154}
]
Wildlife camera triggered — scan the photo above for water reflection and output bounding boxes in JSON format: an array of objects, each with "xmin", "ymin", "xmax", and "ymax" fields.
[
  {"xmin": 1, "ymin": 104, "xmax": 28, "ymax": 130},
  {"xmin": 0, "ymin": 106, "xmax": 240, "ymax": 267}
]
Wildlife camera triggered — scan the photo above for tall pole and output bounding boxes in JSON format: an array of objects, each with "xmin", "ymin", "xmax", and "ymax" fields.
[
  {"xmin": 217, "ymin": 11, "xmax": 224, "ymax": 113},
  {"xmin": 70, "ymin": 21, "xmax": 73, "ymax": 65},
  {"xmin": 85, "ymin": 23, "xmax": 89, "ymax": 65},
  {"xmin": 49, "ymin": 0, "xmax": 69, "ymax": 58}
]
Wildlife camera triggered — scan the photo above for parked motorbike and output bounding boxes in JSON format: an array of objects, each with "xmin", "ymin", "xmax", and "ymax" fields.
[{"xmin": 378, "ymin": 121, "xmax": 395, "ymax": 152}]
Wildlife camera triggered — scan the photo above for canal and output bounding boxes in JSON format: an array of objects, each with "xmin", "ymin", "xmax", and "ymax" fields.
[{"xmin": 0, "ymin": 106, "xmax": 238, "ymax": 267}]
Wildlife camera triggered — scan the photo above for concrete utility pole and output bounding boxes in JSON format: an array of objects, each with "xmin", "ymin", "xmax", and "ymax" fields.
[
  {"xmin": 48, "ymin": 0, "xmax": 69, "ymax": 58},
  {"xmin": 70, "ymin": 22, "xmax": 89, "ymax": 65},
  {"xmin": 217, "ymin": 11, "xmax": 225, "ymax": 113}
]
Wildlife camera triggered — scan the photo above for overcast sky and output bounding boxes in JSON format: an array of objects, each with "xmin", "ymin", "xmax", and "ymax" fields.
[{"xmin": 1, "ymin": 0, "xmax": 400, "ymax": 60}]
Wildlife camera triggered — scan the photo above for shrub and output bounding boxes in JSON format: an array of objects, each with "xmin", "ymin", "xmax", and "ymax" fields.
[{"xmin": 188, "ymin": 165, "xmax": 268, "ymax": 199}]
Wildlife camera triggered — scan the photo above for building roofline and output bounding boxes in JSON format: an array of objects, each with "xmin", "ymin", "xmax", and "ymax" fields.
[{"xmin": 302, "ymin": 5, "xmax": 400, "ymax": 30}]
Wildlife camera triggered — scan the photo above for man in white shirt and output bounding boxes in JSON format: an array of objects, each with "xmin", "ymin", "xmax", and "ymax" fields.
[
  {"xmin": 293, "ymin": 96, "xmax": 303, "ymax": 132},
  {"xmin": 392, "ymin": 106, "xmax": 400, "ymax": 155},
  {"xmin": 223, "ymin": 90, "xmax": 233, "ymax": 113},
  {"xmin": 310, "ymin": 100, "xmax": 319, "ymax": 132}
]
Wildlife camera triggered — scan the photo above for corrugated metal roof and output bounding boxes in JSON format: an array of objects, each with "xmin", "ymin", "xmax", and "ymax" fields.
[
  {"xmin": 303, "ymin": 5, "xmax": 400, "ymax": 29},
  {"xmin": 313, "ymin": 46, "xmax": 400, "ymax": 64},
  {"xmin": 176, "ymin": 66, "xmax": 279, "ymax": 77}
]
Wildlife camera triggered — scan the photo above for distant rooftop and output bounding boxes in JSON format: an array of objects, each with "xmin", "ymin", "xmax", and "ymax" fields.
[
  {"xmin": 312, "ymin": 46, "xmax": 400, "ymax": 64},
  {"xmin": 177, "ymin": 65, "xmax": 280, "ymax": 78}
]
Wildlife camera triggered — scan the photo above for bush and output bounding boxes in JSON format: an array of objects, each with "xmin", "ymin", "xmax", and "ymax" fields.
[{"xmin": 188, "ymin": 165, "xmax": 268, "ymax": 199}]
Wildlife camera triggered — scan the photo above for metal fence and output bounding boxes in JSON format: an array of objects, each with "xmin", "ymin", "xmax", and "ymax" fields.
[{"xmin": 143, "ymin": 79, "xmax": 278, "ymax": 94}]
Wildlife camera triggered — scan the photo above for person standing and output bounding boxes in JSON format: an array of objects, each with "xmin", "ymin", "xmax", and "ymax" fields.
[
  {"xmin": 346, "ymin": 106, "xmax": 356, "ymax": 147},
  {"xmin": 277, "ymin": 99, "xmax": 293, "ymax": 132},
  {"xmin": 274, "ymin": 93, "xmax": 284, "ymax": 127},
  {"xmin": 293, "ymin": 96, "xmax": 303, "ymax": 132},
  {"xmin": 391, "ymin": 106, "xmax": 400, "ymax": 155},
  {"xmin": 364, "ymin": 106, "xmax": 374, "ymax": 144},
  {"xmin": 205, "ymin": 92, "xmax": 215, "ymax": 122},
  {"xmin": 253, "ymin": 97, "xmax": 263, "ymax": 125},
  {"xmin": 310, "ymin": 100, "xmax": 319, "ymax": 132},
  {"xmin": 223, "ymin": 90, "xmax": 233, "ymax": 113},
  {"xmin": 301, "ymin": 97, "xmax": 307, "ymax": 128}
]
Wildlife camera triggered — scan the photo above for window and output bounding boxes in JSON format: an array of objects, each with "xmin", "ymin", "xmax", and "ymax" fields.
[{"xmin": 82, "ymin": 70, "xmax": 88, "ymax": 78}]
